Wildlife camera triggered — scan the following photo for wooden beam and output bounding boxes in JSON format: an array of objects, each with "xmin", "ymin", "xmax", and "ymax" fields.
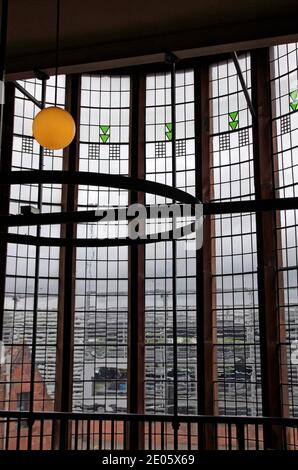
[
  {"xmin": 127, "ymin": 72, "xmax": 146, "ymax": 450},
  {"xmin": 251, "ymin": 48, "xmax": 288, "ymax": 449},
  {"xmin": 55, "ymin": 74, "xmax": 80, "ymax": 449},
  {"xmin": 195, "ymin": 62, "xmax": 217, "ymax": 449}
]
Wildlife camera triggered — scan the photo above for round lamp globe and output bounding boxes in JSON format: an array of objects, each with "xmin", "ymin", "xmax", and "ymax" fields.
[{"xmin": 32, "ymin": 106, "xmax": 76, "ymax": 150}]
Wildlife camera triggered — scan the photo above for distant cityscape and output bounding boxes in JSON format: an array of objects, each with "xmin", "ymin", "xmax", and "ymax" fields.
[{"xmin": 1, "ymin": 289, "xmax": 298, "ymax": 416}]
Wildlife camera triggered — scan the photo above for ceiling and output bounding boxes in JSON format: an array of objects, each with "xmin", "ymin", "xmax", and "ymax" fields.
[{"xmin": 4, "ymin": 0, "xmax": 298, "ymax": 79}]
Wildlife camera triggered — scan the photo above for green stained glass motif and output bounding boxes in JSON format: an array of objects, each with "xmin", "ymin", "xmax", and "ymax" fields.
[
  {"xmin": 165, "ymin": 122, "xmax": 172, "ymax": 140},
  {"xmin": 100, "ymin": 125, "xmax": 110, "ymax": 134},
  {"xmin": 100, "ymin": 125, "xmax": 110, "ymax": 143},
  {"xmin": 289, "ymin": 90, "xmax": 298, "ymax": 112},
  {"xmin": 100, "ymin": 134, "xmax": 109, "ymax": 143},
  {"xmin": 229, "ymin": 111, "xmax": 239, "ymax": 130}
]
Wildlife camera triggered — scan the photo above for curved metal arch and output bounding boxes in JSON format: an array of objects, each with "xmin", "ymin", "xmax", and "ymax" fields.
[
  {"xmin": 0, "ymin": 170, "xmax": 200, "ymax": 247},
  {"xmin": 0, "ymin": 205, "xmax": 198, "ymax": 227},
  {"xmin": 0, "ymin": 170, "xmax": 198, "ymax": 205},
  {"xmin": 0, "ymin": 223, "xmax": 196, "ymax": 247}
]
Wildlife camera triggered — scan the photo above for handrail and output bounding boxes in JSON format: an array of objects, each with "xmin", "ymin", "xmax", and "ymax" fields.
[{"xmin": 0, "ymin": 410, "xmax": 297, "ymax": 426}]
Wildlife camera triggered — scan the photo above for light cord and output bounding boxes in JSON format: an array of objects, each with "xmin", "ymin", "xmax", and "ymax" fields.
[{"xmin": 54, "ymin": 0, "xmax": 60, "ymax": 106}]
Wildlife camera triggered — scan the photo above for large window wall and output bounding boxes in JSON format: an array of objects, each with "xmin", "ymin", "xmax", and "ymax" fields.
[{"xmin": 0, "ymin": 44, "xmax": 298, "ymax": 427}]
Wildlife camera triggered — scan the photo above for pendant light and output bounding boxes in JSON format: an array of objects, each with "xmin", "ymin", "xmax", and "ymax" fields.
[{"xmin": 32, "ymin": 0, "xmax": 76, "ymax": 150}]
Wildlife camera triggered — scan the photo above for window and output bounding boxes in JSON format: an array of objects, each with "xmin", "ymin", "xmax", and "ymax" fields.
[{"xmin": 1, "ymin": 45, "xmax": 298, "ymax": 434}]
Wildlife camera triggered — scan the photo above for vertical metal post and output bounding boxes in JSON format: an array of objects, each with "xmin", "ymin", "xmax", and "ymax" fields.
[
  {"xmin": 27, "ymin": 78, "xmax": 46, "ymax": 449},
  {"xmin": 55, "ymin": 74, "xmax": 80, "ymax": 449},
  {"xmin": 251, "ymin": 48, "xmax": 288, "ymax": 449},
  {"xmin": 0, "ymin": 82, "xmax": 14, "ymax": 338},
  {"xmin": 0, "ymin": 81, "xmax": 14, "ymax": 453},
  {"xmin": 127, "ymin": 72, "xmax": 146, "ymax": 450},
  {"xmin": 271, "ymin": 74, "xmax": 289, "ymax": 445},
  {"xmin": 0, "ymin": 0, "xmax": 8, "ymax": 81},
  {"xmin": 0, "ymin": 0, "xmax": 8, "ymax": 161},
  {"xmin": 194, "ymin": 61, "xmax": 218, "ymax": 449},
  {"xmin": 165, "ymin": 52, "xmax": 180, "ymax": 448}
]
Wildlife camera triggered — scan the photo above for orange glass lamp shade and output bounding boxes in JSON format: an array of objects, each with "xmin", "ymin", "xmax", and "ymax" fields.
[{"xmin": 32, "ymin": 106, "xmax": 76, "ymax": 150}]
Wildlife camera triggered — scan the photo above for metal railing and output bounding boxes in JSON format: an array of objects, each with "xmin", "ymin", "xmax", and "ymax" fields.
[{"xmin": 0, "ymin": 411, "xmax": 297, "ymax": 451}]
